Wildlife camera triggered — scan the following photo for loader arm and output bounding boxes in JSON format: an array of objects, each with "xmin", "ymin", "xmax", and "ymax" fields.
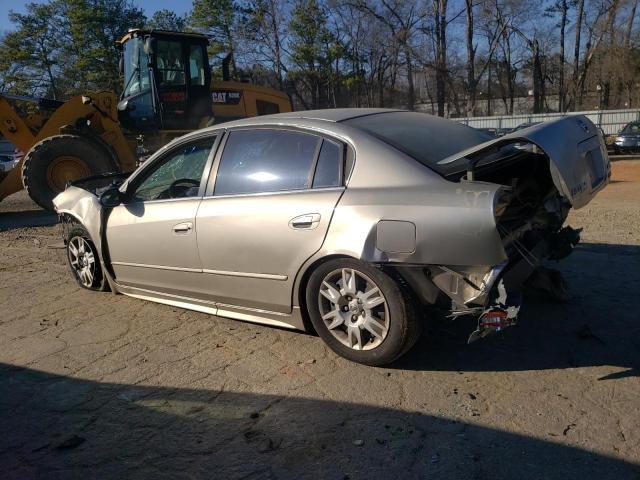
[
  {"xmin": 0, "ymin": 96, "xmax": 37, "ymax": 201},
  {"xmin": 0, "ymin": 96, "xmax": 37, "ymax": 152},
  {"xmin": 0, "ymin": 92, "xmax": 137, "ymax": 204}
]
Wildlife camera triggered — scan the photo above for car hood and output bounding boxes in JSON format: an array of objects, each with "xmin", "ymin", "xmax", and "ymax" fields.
[{"xmin": 439, "ymin": 115, "xmax": 611, "ymax": 209}]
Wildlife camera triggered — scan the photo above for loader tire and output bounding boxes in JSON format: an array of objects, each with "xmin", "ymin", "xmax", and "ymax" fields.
[{"xmin": 22, "ymin": 134, "xmax": 115, "ymax": 211}]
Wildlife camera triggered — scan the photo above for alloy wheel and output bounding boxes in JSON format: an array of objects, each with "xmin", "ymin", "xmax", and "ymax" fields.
[
  {"xmin": 68, "ymin": 236, "xmax": 96, "ymax": 288},
  {"xmin": 318, "ymin": 268, "xmax": 390, "ymax": 351}
]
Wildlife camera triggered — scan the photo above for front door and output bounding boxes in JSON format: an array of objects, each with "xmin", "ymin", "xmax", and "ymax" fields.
[
  {"xmin": 106, "ymin": 136, "xmax": 217, "ymax": 296},
  {"xmin": 196, "ymin": 129, "xmax": 347, "ymax": 313}
]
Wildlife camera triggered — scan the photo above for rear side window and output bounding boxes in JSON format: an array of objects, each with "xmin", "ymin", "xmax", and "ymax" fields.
[
  {"xmin": 214, "ymin": 130, "xmax": 320, "ymax": 195},
  {"xmin": 312, "ymin": 140, "xmax": 343, "ymax": 188}
]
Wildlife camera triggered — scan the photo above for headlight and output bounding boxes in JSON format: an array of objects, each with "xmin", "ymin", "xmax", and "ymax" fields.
[{"xmin": 614, "ymin": 136, "xmax": 624, "ymax": 144}]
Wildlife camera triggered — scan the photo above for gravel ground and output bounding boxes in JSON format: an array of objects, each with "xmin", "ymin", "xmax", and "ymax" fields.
[{"xmin": 1, "ymin": 162, "xmax": 639, "ymax": 479}]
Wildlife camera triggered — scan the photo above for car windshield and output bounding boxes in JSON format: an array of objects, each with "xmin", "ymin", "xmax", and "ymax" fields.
[
  {"xmin": 343, "ymin": 111, "xmax": 491, "ymax": 175},
  {"xmin": 621, "ymin": 122, "xmax": 640, "ymax": 134}
]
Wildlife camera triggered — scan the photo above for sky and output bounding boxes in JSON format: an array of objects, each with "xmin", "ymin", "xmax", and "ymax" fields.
[{"xmin": 0, "ymin": 0, "xmax": 191, "ymax": 33}]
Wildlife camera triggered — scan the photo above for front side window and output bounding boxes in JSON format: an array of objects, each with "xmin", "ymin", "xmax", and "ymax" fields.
[
  {"xmin": 132, "ymin": 138, "xmax": 215, "ymax": 202},
  {"xmin": 214, "ymin": 130, "xmax": 320, "ymax": 196},
  {"xmin": 157, "ymin": 40, "xmax": 185, "ymax": 86}
]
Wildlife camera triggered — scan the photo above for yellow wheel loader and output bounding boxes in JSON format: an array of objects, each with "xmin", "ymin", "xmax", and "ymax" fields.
[{"xmin": 0, "ymin": 29, "xmax": 292, "ymax": 211}]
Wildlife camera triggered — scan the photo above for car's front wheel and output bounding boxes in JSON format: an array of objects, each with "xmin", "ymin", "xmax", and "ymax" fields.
[
  {"xmin": 66, "ymin": 225, "xmax": 109, "ymax": 291},
  {"xmin": 306, "ymin": 258, "xmax": 421, "ymax": 366}
]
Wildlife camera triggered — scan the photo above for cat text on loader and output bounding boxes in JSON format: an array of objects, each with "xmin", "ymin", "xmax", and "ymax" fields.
[{"xmin": 0, "ymin": 29, "xmax": 292, "ymax": 211}]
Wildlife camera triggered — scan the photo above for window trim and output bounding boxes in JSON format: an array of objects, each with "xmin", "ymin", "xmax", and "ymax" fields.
[
  {"xmin": 204, "ymin": 126, "xmax": 350, "ymax": 198},
  {"xmin": 123, "ymin": 133, "xmax": 221, "ymax": 204}
]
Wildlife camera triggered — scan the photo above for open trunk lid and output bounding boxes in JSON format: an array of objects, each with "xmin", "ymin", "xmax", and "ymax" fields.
[{"xmin": 438, "ymin": 115, "xmax": 611, "ymax": 209}]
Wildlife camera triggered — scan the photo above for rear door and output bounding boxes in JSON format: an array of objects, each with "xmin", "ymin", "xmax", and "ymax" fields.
[
  {"xmin": 106, "ymin": 135, "xmax": 218, "ymax": 296},
  {"xmin": 195, "ymin": 128, "xmax": 347, "ymax": 313}
]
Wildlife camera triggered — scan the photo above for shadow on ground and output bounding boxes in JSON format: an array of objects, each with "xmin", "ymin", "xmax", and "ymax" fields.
[
  {"xmin": 0, "ymin": 209, "xmax": 58, "ymax": 232},
  {"xmin": 1, "ymin": 362, "xmax": 638, "ymax": 480},
  {"xmin": 394, "ymin": 242, "xmax": 640, "ymax": 378}
]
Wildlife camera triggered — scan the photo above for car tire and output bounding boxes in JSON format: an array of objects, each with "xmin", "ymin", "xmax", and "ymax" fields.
[
  {"xmin": 66, "ymin": 225, "xmax": 109, "ymax": 292},
  {"xmin": 306, "ymin": 258, "xmax": 421, "ymax": 366}
]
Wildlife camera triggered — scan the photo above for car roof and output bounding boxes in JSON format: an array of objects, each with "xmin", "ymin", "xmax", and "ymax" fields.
[{"xmin": 218, "ymin": 108, "xmax": 403, "ymax": 127}]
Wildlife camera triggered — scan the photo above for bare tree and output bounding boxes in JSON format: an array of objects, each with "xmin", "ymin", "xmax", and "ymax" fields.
[
  {"xmin": 433, "ymin": 0, "xmax": 449, "ymax": 116},
  {"xmin": 570, "ymin": 0, "xmax": 585, "ymax": 109},
  {"xmin": 623, "ymin": 0, "xmax": 638, "ymax": 46},
  {"xmin": 348, "ymin": 0, "xmax": 425, "ymax": 110},
  {"xmin": 547, "ymin": 0, "xmax": 569, "ymax": 111},
  {"xmin": 464, "ymin": 0, "xmax": 506, "ymax": 116},
  {"xmin": 248, "ymin": 0, "xmax": 288, "ymax": 89}
]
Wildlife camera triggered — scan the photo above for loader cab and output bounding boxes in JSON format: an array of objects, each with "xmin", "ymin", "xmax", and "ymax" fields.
[{"xmin": 117, "ymin": 29, "xmax": 212, "ymax": 131}]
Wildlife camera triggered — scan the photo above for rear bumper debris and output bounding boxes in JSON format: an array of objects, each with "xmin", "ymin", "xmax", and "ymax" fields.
[{"xmin": 468, "ymin": 279, "xmax": 521, "ymax": 343}]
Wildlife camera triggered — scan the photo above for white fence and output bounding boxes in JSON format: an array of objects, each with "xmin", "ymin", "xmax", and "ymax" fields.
[{"xmin": 456, "ymin": 108, "xmax": 640, "ymax": 135}]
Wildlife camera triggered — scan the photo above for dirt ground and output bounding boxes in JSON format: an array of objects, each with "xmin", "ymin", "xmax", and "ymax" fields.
[{"xmin": 1, "ymin": 162, "xmax": 639, "ymax": 479}]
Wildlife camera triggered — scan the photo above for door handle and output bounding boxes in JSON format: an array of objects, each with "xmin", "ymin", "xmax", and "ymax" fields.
[
  {"xmin": 289, "ymin": 214, "xmax": 320, "ymax": 229},
  {"xmin": 173, "ymin": 222, "xmax": 193, "ymax": 234}
]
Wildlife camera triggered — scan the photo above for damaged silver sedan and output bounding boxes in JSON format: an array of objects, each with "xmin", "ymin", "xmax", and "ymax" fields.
[{"xmin": 53, "ymin": 109, "xmax": 610, "ymax": 365}]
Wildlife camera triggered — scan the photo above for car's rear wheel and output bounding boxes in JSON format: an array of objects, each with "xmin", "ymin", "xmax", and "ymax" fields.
[
  {"xmin": 66, "ymin": 226, "xmax": 109, "ymax": 291},
  {"xmin": 306, "ymin": 258, "xmax": 421, "ymax": 366}
]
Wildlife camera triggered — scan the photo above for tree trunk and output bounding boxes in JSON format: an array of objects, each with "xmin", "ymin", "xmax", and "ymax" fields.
[
  {"xmin": 571, "ymin": 0, "xmax": 584, "ymax": 110},
  {"xmin": 377, "ymin": 55, "xmax": 385, "ymax": 107},
  {"xmin": 224, "ymin": 25, "xmax": 238, "ymax": 79},
  {"xmin": 487, "ymin": 55, "xmax": 492, "ymax": 116},
  {"xmin": 601, "ymin": 1, "xmax": 619, "ymax": 109},
  {"xmin": 500, "ymin": 29, "xmax": 515, "ymax": 114},
  {"xmin": 404, "ymin": 44, "xmax": 415, "ymax": 110},
  {"xmin": 268, "ymin": 0, "xmax": 284, "ymax": 90},
  {"xmin": 559, "ymin": 0, "xmax": 567, "ymax": 112},
  {"xmin": 532, "ymin": 40, "xmax": 544, "ymax": 113},
  {"xmin": 434, "ymin": 0, "xmax": 448, "ymax": 117},
  {"xmin": 465, "ymin": 0, "xmax": 476, "ymax": 116},
  {"xmin": 447, "ymin": 75, "xmax": 461, "ymax": 116},
  {"xmin": 624, "ymin": 0, "xmax": 638, "ymax": 47}
]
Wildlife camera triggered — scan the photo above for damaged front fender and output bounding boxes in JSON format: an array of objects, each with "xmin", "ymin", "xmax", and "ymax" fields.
[{"xmin": 53, "ymin": 186, "xmax": 103, "ymax": 252}]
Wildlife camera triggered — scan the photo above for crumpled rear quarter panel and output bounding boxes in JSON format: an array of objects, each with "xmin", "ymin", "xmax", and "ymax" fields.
[{"xmin": 319, "ymin": 142, "xmax": 506, "ymax": 267}]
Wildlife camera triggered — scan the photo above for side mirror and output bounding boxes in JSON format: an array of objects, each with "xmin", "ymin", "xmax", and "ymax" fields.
[
  {"xmin": 117, "ymin": 98, "xmax": 135, "ymax": 112},
  {"xmin": 99, "ymin": 186, "xmax": 123, "ymax": 208},
  {"xmin": 118, "ymin": 52, "xmax": 124, "ymax": 75},
  {"xmin": 81, "ymin": 95, "xmax": 93, "ymax": 105}
]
